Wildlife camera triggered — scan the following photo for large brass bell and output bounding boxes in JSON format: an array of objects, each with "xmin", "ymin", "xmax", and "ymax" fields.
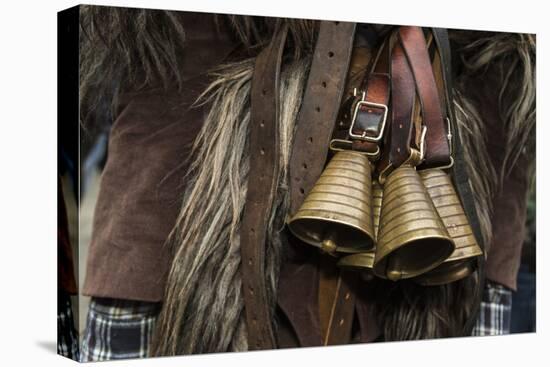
[
  {"xmin": 288, "ymin": 150, "xmax": 375, "ymax": 254},
  {"xmin": 373, "ymin": 165, "xmax": 455, "ymax": 281},
  {"xmin": 414, "ymin": 169, "xmax": 483, "ymax": 285},
  {"xmin": 337, "ymin": 180, "xmax": 382, "ymax": 270}
]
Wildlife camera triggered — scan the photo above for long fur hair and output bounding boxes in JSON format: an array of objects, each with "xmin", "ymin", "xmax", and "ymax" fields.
[
  {"xmin": 79, "ymin": 6, "xmax": 535, "ymax": 353},
  {"xmin": 149, "ymin": 57, "xmax": 310, "ymax": 355}
]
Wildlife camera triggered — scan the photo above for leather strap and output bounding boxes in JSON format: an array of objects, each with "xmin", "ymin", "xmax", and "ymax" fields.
[
  {"xmin": 322, "ymin": 271, "xmax": 357, "ymax": 345},
  {"xmin": 432, "ymin": 27, "xmax": 486, "ymax": 336},
  {"xmin": 318, "ymin": 257, "xmax": 357, "ymax": 346},
  {"xmin": 388, "ymin": 41, "xmax": 417, "ymax": 167},
  {"xmin": 376, "ymin": 31, "xmax": 419, "ymax": 180},
  {"xmin": 289, "ymin": 21, "xmax": 356, "ymax": 216},
  {"xmin": 399, "ymin": 26, "xmax": 451, "ymax": 168},
  {"xmin": 240, "ymin": 26, "xmax": 288, "ymax": 350},
  {"xmin": 350, "ymin": 40, "xmax": 391, "ymax": 154}
]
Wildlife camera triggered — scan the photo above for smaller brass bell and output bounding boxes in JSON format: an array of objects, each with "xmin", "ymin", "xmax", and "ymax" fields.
[
  {"xmin": 373, "ymin": 166, "xmax": 455, "ymax": 281},
  {"xmin": 288, "ymin": 150, "xmax": 376, "ymax": 254},
  {"xmin": 414, "ymin": 169, "xmax": 483, "ymax": 286},
  {"xmin": 337, "ymin": 180, "xmax": 382, "ymax": 271}
]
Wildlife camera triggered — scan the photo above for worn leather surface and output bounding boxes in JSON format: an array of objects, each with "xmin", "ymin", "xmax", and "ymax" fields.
[
  {"xmin": 240, "ymin": 26, "xmax": 288, "ymax": 350},
  {"xmin": 289, "ymin": 21, "xmax": 356, "ymax": 216},
  {"xmin": 399, "ymin": 26, "xmax": 451, "ymax": 168},
  {"xmin": 388, "ymin": 41, "xmax": 417, "ymax": 167}
]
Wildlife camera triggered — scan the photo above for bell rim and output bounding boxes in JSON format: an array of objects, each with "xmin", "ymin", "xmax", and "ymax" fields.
[
  {"xmin": 413, "ymin": 258, "xmax": 477, "ymax": 286},
  {"xmin": 288, "ymin": 214, "xmax": 375, "ymax": 254},
  {"xmin": 372, "ymin": 233, "xmax": 455, "ymax": 280}
]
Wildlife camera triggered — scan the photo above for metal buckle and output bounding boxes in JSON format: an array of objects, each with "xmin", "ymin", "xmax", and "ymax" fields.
[
  {"xmin": 329, "ymin": 139, "xmax": 380, "ymax": 159},
  {"xmin": 348, "ymin": 90, "xmax": 388, "ymax": 142}
]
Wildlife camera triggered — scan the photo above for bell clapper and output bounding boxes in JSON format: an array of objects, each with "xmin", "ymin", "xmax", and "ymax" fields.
[
  {"xmin": 320, "ymin": 232, "xmax": 338, "ymax": 255},
  {"xmin": 386, "ymin": 255, "xmax": 403, "ymax": 281}
]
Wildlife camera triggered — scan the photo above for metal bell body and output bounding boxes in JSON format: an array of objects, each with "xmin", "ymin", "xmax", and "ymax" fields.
[
  {"xmin": 288, "ymin": 150, "xmax": 375, "ymax": 254},
  {"xmin": 414, "ymin": 169, "xmax": 483, "ymax": 286},
  {"xmin": 373, "ymin": 166, "xmax": 455, "ymax": 281},
  {"xmin": 338, "ymin": 180, "xmax": 382, "ymax": 270}
]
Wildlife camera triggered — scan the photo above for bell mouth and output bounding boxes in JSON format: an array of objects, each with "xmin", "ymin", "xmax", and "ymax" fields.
[
  {"xmin": 414, "ymin": 258, "xmax": 477, "ymax": 286},
  {"xmin": 374, "ymin": 236, "xmax": 454, "ymax": 280},
  {"xmin": 288, "ymin": 217, "xmax": 375, "ymax": 254}
]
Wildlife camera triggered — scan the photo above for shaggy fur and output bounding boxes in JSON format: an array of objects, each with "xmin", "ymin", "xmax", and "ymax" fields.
[
  {"xmin": 149, "ymin": 58, "xmax": 309, "ymax": 355},
  {"xmin": 450, "ymin": 31, "xmax": 536, "ymax": 184},
  {"xmin": 79, "ymin": 7, "xmax": 535, "ymax": 352},
  {"xmin": 79, "ymin": 5, "xmax": 316, "ymax": 130}
]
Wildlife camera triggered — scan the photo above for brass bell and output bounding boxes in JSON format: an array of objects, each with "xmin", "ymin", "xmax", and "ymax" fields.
[
  {"xmin": 373, "ymin": 165, "xmax": 455, "ymax": 281},
  {"xmin": 288, "ymin": 150, "xmax": 376, "ymax": 255},
  {"xmin": 337, "ymin": 180, "xmax": 382, "ymax": 270},
  {"xmin": 414, "ymin": 169, "xmax": 483, "ymax": 285}
]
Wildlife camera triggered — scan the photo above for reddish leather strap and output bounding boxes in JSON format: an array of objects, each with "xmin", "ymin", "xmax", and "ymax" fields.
[
  {"xmin": 289, "ymin": 21, "xmax": 356, "ymax": 216},
  {"xmin": 240, "ymin": 26, "xmax": 288, "ymax": 350},
  {"xmin": 388, "ymin": 41, "xmax": 417, "ymax": 166},
  {"xmin": 376, "ymin": 32, "xmax": 418, "ymax": 178},
  {"xmin": 399, "ymin": 26, "xmax": 451, "ymax": 168},
  {"xmin": 350, "ymin": 40, "xmax": 391, "ymax": 153}
]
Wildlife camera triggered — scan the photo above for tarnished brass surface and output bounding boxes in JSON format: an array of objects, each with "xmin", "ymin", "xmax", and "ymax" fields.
[
  {"xmin": 414, "ymin": 169, "xmax": 483, "ymax": 285},
  {"xmin": 338, "ymin": 251, "xmax": 375, "ymax": 269},
  {"xmin": 373, "ymin": 166, "xmax": 455, "ymax": 281},
  {"xmin": 288, "ymin": 150, "xmax": 375, "ymax": 254},
  {"xmin": 337, "ymin": 180, "xmax": 382, "ymax": 270}
]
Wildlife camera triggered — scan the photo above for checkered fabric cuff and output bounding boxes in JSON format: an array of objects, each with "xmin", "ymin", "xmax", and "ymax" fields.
[
  {"xmin": 80, "ymin": 297, "xmax": 161, "ymax": 362},
  {"xmin": 472, "ymin": 281, "xmax": 512, "ymax": 336},
  {"xmin": 57, "ymin": 292, "xmax": 80, "ymax": 360}
]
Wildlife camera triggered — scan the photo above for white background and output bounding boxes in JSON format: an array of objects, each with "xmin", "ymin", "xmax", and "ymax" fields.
[{"xmin": 0, "ymin": 0, "xmax": 547, "ymax": 365}]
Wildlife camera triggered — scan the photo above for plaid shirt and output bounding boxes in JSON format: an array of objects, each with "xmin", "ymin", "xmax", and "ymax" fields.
[
  {"xmin": 472, "ymin": 281, "xmax": 512, "ymax": 336},
  {"xmin": 57, "ymin": 292, "xmax": 80, "ymax": 361},
  {"xmin": 80, "ymin": 298, "xmax": 160, "ymax": 362},
  {"xmin": 80, "ymin": 281, "xmax": 513, "ymax": 360}
]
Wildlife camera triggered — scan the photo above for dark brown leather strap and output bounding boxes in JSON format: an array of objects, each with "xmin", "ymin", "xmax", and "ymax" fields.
[
  {"xmin": 289, "ymin": 21, "xmax": 356, "ymax": 216},
  {"xmin": 376, "ymin": 32, "xmax": 419, "ymax": 179},
  {"xmin": 432, "ymin": 27, "xmax": 486, "ymax": 336},
  {"xmin": 240, "ymin": 26, "xmax": 288, "ymax": 350},
  {"xmin": 322, "ymin": 271, "xmax": 357, "ymax": 345},
  {"xmin": 399, "ymin": 26, "xmax": 451, "ymax": 168},
  {"xmin": 318, "ymin": 256, "xmax": 357, "ymax": 346},
  {"xmin": 389, "ymin": 41, "xmax": 417, "ymax": 167},
  {"xmin": 350, "ymin": 40, "xmax": 391, "ymax": 154}
]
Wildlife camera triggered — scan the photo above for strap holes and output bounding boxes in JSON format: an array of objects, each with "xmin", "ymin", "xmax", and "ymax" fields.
[
  {"xmin": 302, "ymin": 163, "xmax": 308, "ymax": 170},
  {"xmin": 315, "ymin": 106, "xmax": 321, "ymax": 112},
  {"xmin": 308, "ymin": 137, "xmax": 313, "ymax": 143},
  {"xmin": 334, "ymin": 21, "xmax": 340, "ymax": 25},
  {"xmin": 328, "ymin": 51, "xmax": 334, "ymax": 58},
  {"xmin": 322, "ymin": 81, "xmax": 327, "ymax": 88},
  {"xmin": 299, "ymin": 188, "xmax": 305, "ymax": 195},
  {"xmin": 262, "ymin": 88, "xmax": 267, "ymax": 95}
]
